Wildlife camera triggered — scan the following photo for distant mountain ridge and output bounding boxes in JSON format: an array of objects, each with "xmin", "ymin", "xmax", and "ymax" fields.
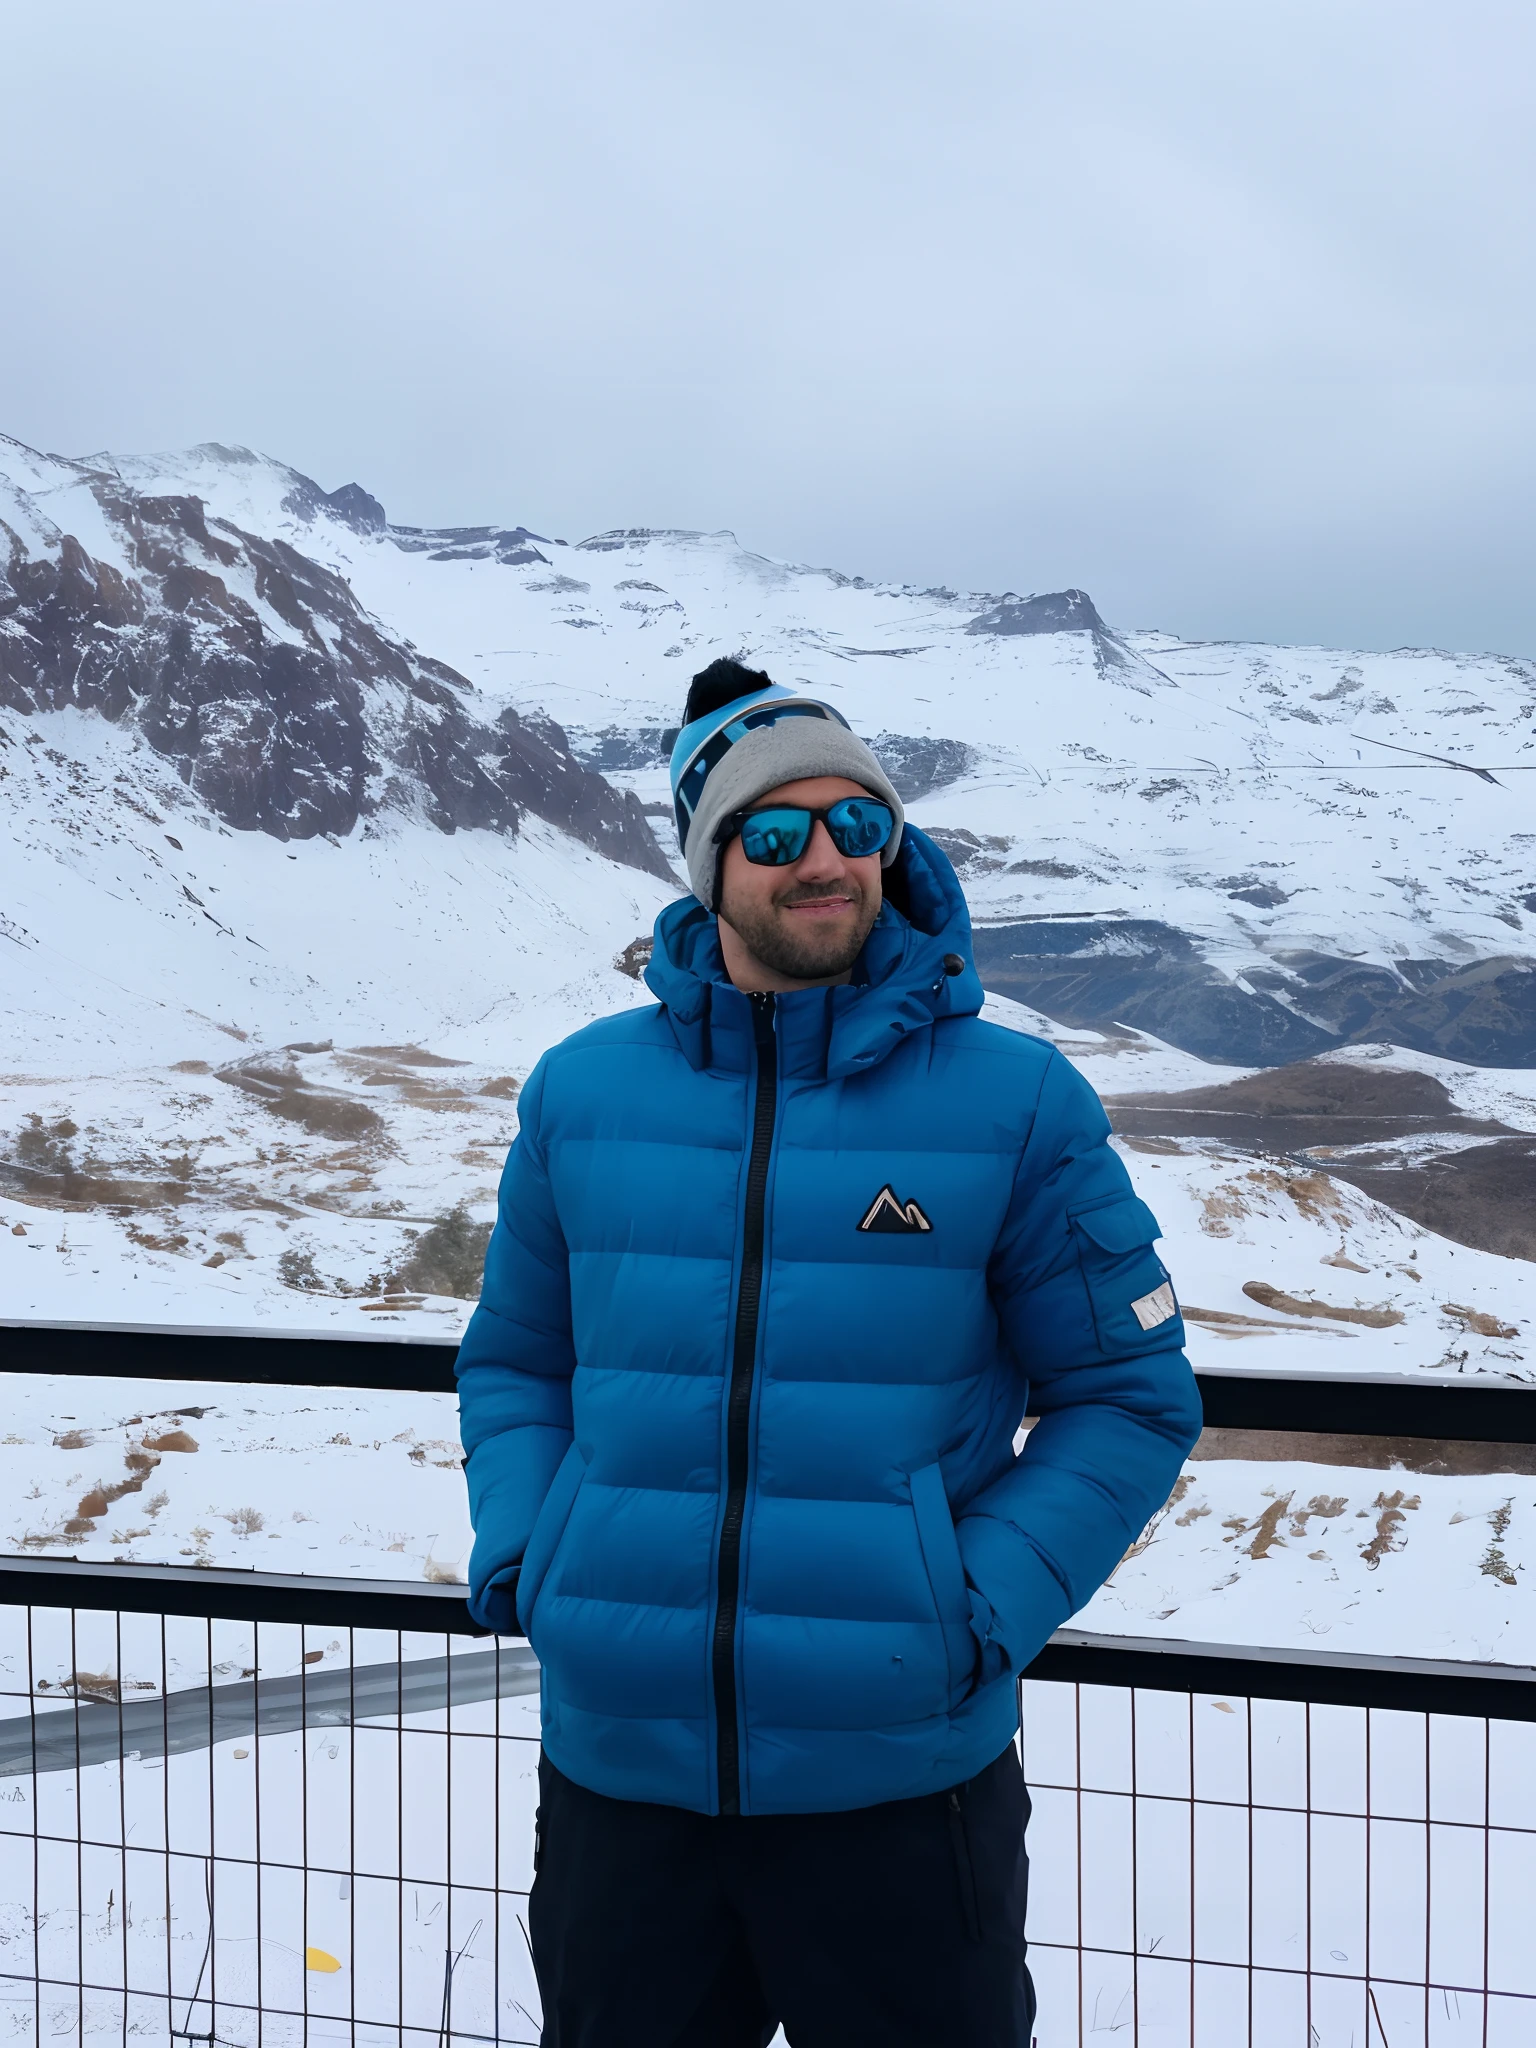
[{"xmin": 3, "ymin": 431, "xmax": 1535, "ymax": 1067}]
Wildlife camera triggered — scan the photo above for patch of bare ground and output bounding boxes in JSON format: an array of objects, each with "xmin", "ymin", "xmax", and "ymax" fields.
[
  {"xmin": 345, "ymin": 1045, "xmax": 470, "ymax": 1068},
  {"xmin": 393, "ymin": 1080, "xmax": 475, "ymax": 1110},
  {"xmin": 1319, "ymin": 1139, "xmax": 1536, "ymax": 1264},
  {"xmin": 1192, "ymin": 1427, "xmax": 1536, "ymax": 1476},
  {"xmin": 1195, "ymin": 1163, "xmax": 1349, "ymax": 1240},
  {"xmin": 1481, "ymin": 1500, "xmax": 1518, "ymax": 1584},
  {"xmin": 1214, "ymin": 1486, "xmax": 1414, "ymax": 1564},
  {"xmin": 1120, "ymin": 1061, "xmax": 1464, "ymax": 1120},
  {"xmin": 1106, "ymin": 1058, "xmax": 1536, "ymax": 1262},
  {"xmin": 1442, "ymin": 1302, "xmax": 1520, "ymax": 1338},
  {"xmin": 0, "ymin": 1113, "xmax": 201, "ymax": 1211},
  {"xmin": 1241, "ymin": 1280, "xmax": 1404, "ymax": 1328},
  {"xmin": 1106, "ymin": 1058, "xmax": 1520, "ymax": 1138},
  {"xmin": 1183, "ymin": 1305, "xmax": 1301, "ymax": 1331},
  {"xmin": 59, "ymin": 1439, "xmax": 181, "ymax": 1536},
  {"xmin": 125, "ymin": 1221, "xmax": 190, "ymax": 1253},
  {"xmin": 336, "ymin": 1055, "xmax": 478, "ymax": 1110},
  {"xmin": 216, "ymin": 1054, "xmax": 386, "ymax": 1140},
  {"xmin": 1360, "ymin": 1488, "xmax": 1419, "ymax": 1567},
  {"xmin": 60, "ymin": 1672, "xmax": 142, "ymax": 1703}
]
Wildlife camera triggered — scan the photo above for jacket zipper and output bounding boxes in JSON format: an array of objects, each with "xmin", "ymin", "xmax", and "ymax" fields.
[{"xmin": 712, "ymin": 989, "xmax": 777, "ymax": 1816}]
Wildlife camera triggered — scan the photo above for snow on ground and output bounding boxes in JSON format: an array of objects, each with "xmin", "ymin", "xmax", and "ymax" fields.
[
  {"xmin": 6, "ymin": 439, "xmax": 1536, "ymax": 1333},
  {"xmin": 0, "ymin": 1197, "xmax": 467, "ymax": 1337},
  {"xmin": 1081, "ymin": 1452, "xmax": 1536, "ymax": 1666},
  {"xmin": 978, "ymin": 993, "xmax": 1260, "ymax": 1097},
  {"xmin": 0, "ymin": 1375, "xmax": 468, "ymax": 1584},
  {"xmin": 0, "ymin": 704, "xmax": 672, "ymax": 1320},
  {"xmin": 1125, "ymin": 1140, "xmax": 1535, "ymax": 1383},
  {"xmin": 5, "ymin": 439, "xmax": 1536, "ymax": 1688},
  {"xmin": 5, "ymin": 955, "xmax": 1536, "ymax": 1661}
]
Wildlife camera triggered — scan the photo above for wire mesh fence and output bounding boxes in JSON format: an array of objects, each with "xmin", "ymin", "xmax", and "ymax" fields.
[
  {"xmin": 1021, "ymin": 1676, "xmax": 1536, "ymax": 2047},
  {"xmin": 0, "ymin": 1602, "xmax": 542, "ymax": 2047},
  {"xmin": 3, "ymin": 1599, "xmax": 1535, "ymax": 2046}
]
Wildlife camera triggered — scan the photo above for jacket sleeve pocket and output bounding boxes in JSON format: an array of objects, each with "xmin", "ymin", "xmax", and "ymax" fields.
[
  {"xmin": 514, "ymin": 1440, "xmax": 587, "ymax": 1637},
  {"xmin": 1068, "ymin": 1195, "xmax": 1184, "ymax": 1355}
]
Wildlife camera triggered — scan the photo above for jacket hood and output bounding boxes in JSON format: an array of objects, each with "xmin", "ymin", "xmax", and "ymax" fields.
[{"xmin": 643, "ymin": 823, "xmax": 985, "ymax": 1079}]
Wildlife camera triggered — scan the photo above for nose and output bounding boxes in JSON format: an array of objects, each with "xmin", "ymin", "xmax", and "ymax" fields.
[{"xmin": 793, "ymin": 818, "xmax": 845, "ymax": 879}]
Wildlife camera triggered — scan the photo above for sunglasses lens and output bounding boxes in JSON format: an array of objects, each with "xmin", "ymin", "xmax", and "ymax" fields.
[
  {"xmin": 826, "ymin": 799, "xmax": 894, "ymax": 857},
  {"xmin": 738, "ymin": 809, "xmax": 813, "ymax": 865}
]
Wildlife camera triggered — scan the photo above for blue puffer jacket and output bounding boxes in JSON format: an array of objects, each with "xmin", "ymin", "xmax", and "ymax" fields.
[{"xmin": 456, "ymin": 827, "xmax": 1201, "ymax": 1816}]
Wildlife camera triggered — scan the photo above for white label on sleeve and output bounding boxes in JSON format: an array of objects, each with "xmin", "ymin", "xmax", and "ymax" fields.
[{"xmin": 1131, "ymin": 1281, "xmax": 1178, "ymax": 1331}]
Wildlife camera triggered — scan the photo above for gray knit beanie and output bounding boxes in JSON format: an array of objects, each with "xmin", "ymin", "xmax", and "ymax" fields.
[{"xmin": 668, "ymin": 661, "xmax": 904, "ymax": 909}]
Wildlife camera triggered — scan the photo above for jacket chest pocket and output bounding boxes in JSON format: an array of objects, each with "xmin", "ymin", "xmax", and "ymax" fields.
[{"xmin": 1069, "ymin": 1194, "xmax": 1181, "ymax": 1354}]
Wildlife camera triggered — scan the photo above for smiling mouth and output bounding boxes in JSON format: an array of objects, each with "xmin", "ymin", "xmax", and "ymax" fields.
[{"xmin": 783, "ymin": 895, "xmax": 854, "ymax": 916}]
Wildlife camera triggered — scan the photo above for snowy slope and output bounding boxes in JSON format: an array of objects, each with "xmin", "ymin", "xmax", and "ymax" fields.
[
  {"xmin": 4, "ymin": 430, "xmax": 1535, "ymax": 1347},
  {"xmin": 2, "ymin": 431, "xmax": 1536, "ymax": 1674},
  {"xmin": 44, "ymin": 436, "xmax": 1536, "ymax": 1022},
  {"xmin": 11, "ymin": 431, "xmax": 1535, "ymax": 1058}
]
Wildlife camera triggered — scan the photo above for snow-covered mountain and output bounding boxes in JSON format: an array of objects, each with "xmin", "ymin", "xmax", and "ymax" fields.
[
  {"xmin": 0, "ymin": 435, "xmax": 669, "ymax": 871},
  {"xmin": 9, "ymin": 431, "xmax": 1533, "ymax": 1062},
  {"xmin": 2, "ymin": 433, "xmax": 1534, "ymax": 1378}
]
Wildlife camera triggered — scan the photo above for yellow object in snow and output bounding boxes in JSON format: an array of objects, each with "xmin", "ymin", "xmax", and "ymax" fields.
[{"xmin": 305, "ymin": 1949, "xmax": 342, "ymax": 1974}]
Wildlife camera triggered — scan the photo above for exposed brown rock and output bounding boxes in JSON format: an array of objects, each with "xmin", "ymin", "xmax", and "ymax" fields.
[
  {"xmin": 1242, "ymin": 1281, "xmax": 1404, "ymax": 1328},
  {"xmin": 0, "ymin": 462, "xmax": 673, "ymax": 877}
]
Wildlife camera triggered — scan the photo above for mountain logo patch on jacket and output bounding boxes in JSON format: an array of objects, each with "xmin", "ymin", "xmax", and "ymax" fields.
[{"xmin": 858, "ymin": 1185, "xmax": 932, "ymax": 1234}]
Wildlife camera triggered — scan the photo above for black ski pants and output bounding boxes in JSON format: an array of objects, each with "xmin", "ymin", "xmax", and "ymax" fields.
[{"xmin": 528, "ymin": 1744, "xmax": 1036, "ymax": 2047}]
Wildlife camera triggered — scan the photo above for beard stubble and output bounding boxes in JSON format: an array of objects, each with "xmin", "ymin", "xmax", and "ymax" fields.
[{"xmin": 718, "ymin": 877, "xmax": 881, "ymax": 983}]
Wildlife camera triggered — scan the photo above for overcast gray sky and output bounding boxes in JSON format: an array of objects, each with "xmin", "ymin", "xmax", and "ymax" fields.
[{"xmin": 3, "ymin": 0, "xmax": 1534, "ymax": 654}]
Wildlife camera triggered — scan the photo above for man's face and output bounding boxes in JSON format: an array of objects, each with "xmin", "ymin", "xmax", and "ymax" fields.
[{"xmin": 715, "ymin": 774, "xmax": 886, "ymax": 991}]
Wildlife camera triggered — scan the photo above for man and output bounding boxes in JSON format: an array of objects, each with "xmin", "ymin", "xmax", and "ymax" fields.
[{"xmin": 456, "ymin": 658, "xmax": 1201, "ymax": 2047}]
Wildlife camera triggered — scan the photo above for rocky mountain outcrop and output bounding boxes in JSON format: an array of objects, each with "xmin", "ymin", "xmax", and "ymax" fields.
[
  {"xmin": 965, "ymin": 586, "xmax": 1174, "ymax": 692},
  {"xmin": 0, "ymin": 441, "xmax": 671, "ymax": 876},
  {"xmin": 966, "ymin": 587, "xmax": 1104, "ymax": 635}
]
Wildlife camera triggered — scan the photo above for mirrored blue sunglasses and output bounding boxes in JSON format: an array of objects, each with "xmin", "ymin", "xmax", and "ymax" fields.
[{"xmin": 713, "ymin": 797, "xmax": 895, "ymax": 866}]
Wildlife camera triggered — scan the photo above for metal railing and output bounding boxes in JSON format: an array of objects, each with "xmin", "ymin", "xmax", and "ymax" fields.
[
  {"xmin": 2, "ymin": 1321, "xmax": 1533, "ymax": 2045},
  {"xmin": 0, "ymin": 1597, "xmax": 536, "ymax": 2047},
  {"xmin": 1022, "ymin": 1677, "xmax": 1536, "ymax": 2046}
]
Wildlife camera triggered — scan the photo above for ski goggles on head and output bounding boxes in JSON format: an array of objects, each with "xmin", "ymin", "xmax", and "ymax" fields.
[{"xmin": 713, "ymin": 797, "xmax": 896, "ymax": 867}]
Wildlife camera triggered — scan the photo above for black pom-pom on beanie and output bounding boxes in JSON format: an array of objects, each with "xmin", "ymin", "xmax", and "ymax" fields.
[{"xmin": 683, "ymin": 657, "xmax": 775, "ymax": 728}]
